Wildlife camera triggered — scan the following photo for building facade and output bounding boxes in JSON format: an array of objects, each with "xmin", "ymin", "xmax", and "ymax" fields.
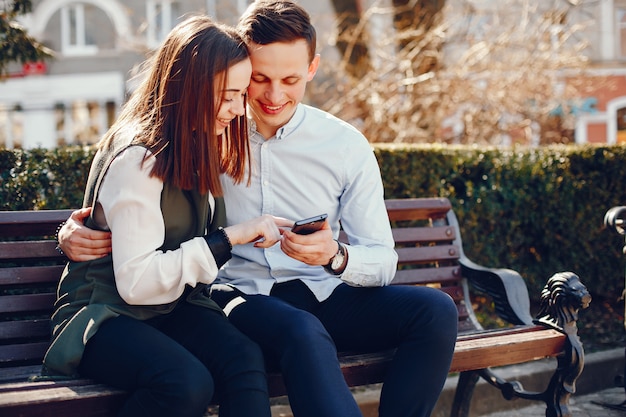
[
  {"xmin": 0, "ymin": 0, "xmax": 255, "ymax": 148},
  {"xmin": 0, "ymin": 0, "xmax": 625, "ymax": 148},
  {"xmin": 440, "ymin": 0, "xmax": 626, "ymax": 145},
  {"xmin": 566, "ymin": 0, "xmax": 626, "ymax": 144}
]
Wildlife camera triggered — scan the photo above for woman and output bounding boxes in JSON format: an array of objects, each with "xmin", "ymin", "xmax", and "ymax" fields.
[{"xmin": 43, "ymin": 16, "xmax": 286, "ymax": 417}]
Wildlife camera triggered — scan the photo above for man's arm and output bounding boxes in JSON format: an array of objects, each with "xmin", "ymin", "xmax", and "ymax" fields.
[
  {"xmin": 280, "ymin": 139, "xmax": 398, "ymax": 286},
  {"xmin": 57, "ymin": 207, "xmax": 112, "ymax": 262}
]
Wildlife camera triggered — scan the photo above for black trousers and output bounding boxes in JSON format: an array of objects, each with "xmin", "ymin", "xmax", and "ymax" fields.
[
  {"xmin": 211, "ymin": 280, "xmax": 458, "ymax": 417},
  {"xmin": 78, "ymin": 302, "xmax": 271, "ymax": 417}
]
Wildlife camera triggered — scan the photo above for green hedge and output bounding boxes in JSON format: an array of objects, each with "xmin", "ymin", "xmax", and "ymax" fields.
[
  {"xmin": 2, "ymin": 144, "xmax": 626, "ymax": 303},
  {"xmin": 376, "ymin": 143, "xmax": 626, "ymax": 300},
  {"xmin": 0, "ymin": 146, "xmax": 94, "ymax": 210}
]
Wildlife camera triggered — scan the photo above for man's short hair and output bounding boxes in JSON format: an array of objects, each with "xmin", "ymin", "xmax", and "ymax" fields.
[{"xmin": 237, "ymin": 0, "xmax": 317, "ymax": 63}]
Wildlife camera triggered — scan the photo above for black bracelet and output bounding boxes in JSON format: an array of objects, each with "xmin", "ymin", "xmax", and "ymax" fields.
[
  {"xmin": 203, "ymin": 227, "xmax": 232, "ymax": 267},
  {"xmin": 54, "ymin": 221, "xmax": 66, "ymax": 256}
]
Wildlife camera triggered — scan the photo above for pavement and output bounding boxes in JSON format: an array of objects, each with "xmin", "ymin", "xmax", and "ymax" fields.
[
  {"xmin": 481, "ymin": 386, "xmax": 626, "ymax": 416},
  {"xmin": 432, "ymin": 347, "xmax": 626, "ymax": 417},
  {"xmin": 266, "ymin": 347, "xmax": 626, "ymax": 417}
]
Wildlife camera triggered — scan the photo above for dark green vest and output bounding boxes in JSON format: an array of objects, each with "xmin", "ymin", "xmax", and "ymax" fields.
[{"xmin": 42, "ymin": 132, "xmax": 225, "ymax": 377}]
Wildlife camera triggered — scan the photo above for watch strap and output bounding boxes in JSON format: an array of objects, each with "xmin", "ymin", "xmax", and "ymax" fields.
[{"xmin": 324, "ymin": 240, "xmax": 348, "ymax": 275}]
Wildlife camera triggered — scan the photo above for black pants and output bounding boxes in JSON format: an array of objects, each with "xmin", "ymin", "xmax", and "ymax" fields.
[
  {"xmin": 78, "ymin": 303, "xmax": 271, "ymax": 417},
  {"xmin": 211, "ymin": 280, "xmax": 458, "ymax": 417}
]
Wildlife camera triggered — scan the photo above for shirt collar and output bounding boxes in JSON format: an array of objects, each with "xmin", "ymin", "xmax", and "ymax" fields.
[
  {"xmin": 276, "ymin": 104, "xmax": 304, "ymax": 140},
  {"xmin": 248, "ymin": 104, "xmax": 305, "ymax": 141}
]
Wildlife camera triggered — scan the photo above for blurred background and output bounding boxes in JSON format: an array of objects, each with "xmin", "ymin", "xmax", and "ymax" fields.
[{"xmin": 1, "ymin": 0, "xmax": 626, "ymax": 149}]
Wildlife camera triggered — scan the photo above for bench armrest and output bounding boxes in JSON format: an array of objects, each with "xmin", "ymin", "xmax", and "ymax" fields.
[
  {"xmin": 459, "ymin": 256, "xmax": 534, "ymax": 326},
  {"xmin": 604, "ymin": 205, "xmax": 626, "ymax": 236},
  {"xmin": 445, "ymin": 209, "xmax": 533, "ymax": 326}
]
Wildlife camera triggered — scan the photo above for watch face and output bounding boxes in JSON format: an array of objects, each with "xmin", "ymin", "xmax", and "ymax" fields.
[{"xmin": 331, "ymin": 249, "xmax": 345, "ymax": 269}]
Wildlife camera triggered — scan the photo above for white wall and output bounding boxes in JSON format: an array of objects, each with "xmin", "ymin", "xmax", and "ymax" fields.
[{"xmin": 0, "ymin": 72, "xmax": 124, "ymax": 148}]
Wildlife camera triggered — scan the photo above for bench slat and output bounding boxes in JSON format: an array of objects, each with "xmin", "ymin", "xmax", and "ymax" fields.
[
  {"xmin": 385, "ymin": 198, "xmax": 451, "ymax": 221},
  {"xmin": 391, "ymin": 265, "xmax": 461, "ymax": 285},
  {"xmin": 0, "ymin": 378, "xmax": 118, "ymax": 393},
  {"xmin": 0, "ymin": 241, "xmax": 63, "ymax": 261},
  {"xmin": 396, "ymin": 244, "xmax": 460, "ymax": 264},
  {"xmin": 0, "ymin": 266, "xmax": 65, "ymax": 286},
  {"xmin": 0, "ymin": 383, "xmax": 127, "ymax": 417},
  {"xmin": 0, "ymin": 294, "xmax": 56, "ymax": 315},
  {"xmin": 0, "ymin": 320, "xmax": 50, "ymax": 341},
  {"xmin": 0, "ymin": 365, "xmax": 41, "ymax": 384},
  {"xmin": 392, "ymin": 226, "xmax": 456, "ymax": 244},
  {"xmin": 0, "ymin": 210, "xmax": 73, "ymax": 238},
  {"xmin": 0, "ymin": 342, "xmax": 49, "ymax": 364},
  {"xmin": 450, "ymin": 327, "xmax": 566, "ymax": 372}
]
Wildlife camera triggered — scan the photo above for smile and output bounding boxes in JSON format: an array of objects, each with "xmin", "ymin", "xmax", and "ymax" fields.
[{"xmin": 262, "ymin": 103, "xmax": 286, "ymax": 113}]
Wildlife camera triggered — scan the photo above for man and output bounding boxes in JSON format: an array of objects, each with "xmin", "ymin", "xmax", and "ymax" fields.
[{"xmin": 58, "ymin": 2, "xmax": 458, "ymax": 416}]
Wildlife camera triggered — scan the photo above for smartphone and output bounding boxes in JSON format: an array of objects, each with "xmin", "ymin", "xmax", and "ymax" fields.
[{"xmin": 291, "ymin": 213, "xmax": 328, "ymax": 235}]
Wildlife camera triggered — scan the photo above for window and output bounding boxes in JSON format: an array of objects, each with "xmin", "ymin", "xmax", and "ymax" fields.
[
  {"xmin": 60, "ymin": 3, "xmax": 98, "ymax": 56},
  {"xmin": 146, "ymin": 0, "xmax": 180, "ymax": 48},
  {"xmin": 618, "ymin": 7, "xmax": 626, "ymax": 59},
  {"xmin": 617, "ymin": 106, "xmax": 626, "ymax": 143}
]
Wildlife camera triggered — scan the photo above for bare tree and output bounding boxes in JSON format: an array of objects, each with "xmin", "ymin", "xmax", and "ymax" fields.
[
  {"xmin": 316, "ymin": 0, "xmax": 598, "ymax": 145},
  {"xmin": 329, "ymin": 0, "xmax": 445, "ymax": 79},
  {"xmin": 329, "ymin": 0, "xmax": 372, "ymax": 79}
]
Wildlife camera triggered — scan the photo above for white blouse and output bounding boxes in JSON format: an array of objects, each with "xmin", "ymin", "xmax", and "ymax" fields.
[{"xmin": 96, "ymin": 146, "xmax": 219, "ymax": 306}]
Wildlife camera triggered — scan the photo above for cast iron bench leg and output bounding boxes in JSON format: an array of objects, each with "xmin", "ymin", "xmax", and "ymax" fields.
[
  {"xmin": 450, "ymin": 370, "xmax": 480, "ymax": 417},
  {"xmin": 451, "ymin": 272, "xmax": 590, "ymax": 417}
]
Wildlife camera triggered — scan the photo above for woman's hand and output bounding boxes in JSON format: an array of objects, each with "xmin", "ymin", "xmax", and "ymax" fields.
[{"xmin": 223, "ymin": 215, "xmax": 291, "ymax": 248}]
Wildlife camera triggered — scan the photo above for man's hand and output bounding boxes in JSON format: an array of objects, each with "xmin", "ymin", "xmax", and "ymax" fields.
[
  {"xmin": 280, "ymin": 221, "xmax": 336, "ymax": 266},
  {"xmin": 58, "ymin": 207, "xmax": 112, "ymax": 262}
]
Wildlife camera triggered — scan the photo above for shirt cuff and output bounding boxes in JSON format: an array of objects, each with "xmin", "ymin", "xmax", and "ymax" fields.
[{"xmin": 203, "ymin": 227, "xmax": 232, "ymax": 268}]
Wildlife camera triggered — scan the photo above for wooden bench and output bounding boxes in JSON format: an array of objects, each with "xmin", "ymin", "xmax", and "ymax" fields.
[{"xmin": 0, "ymin": 197, "xmax": 591, "ymax": 417}]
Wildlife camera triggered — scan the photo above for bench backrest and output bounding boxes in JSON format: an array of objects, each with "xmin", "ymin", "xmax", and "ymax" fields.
[
  {"xmin": 0, "ymin": 198, "xmax": 481, "ymax": 369},
  {"xmin": 0, "ymin": 209, "xmax": 73, "ymax": 368},
  {"xmin": 382, "ymin": 198, "xmax": 480, "ymax": 332}
]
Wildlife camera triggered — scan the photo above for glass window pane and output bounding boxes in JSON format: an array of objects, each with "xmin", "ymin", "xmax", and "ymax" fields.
[
  {"xmin": 69, "ymin": 6, "xmax": 77, "ymax": 45},
  {"xmin": 619, "ymin": 9, "xmax": 626, "ymax": 58}
]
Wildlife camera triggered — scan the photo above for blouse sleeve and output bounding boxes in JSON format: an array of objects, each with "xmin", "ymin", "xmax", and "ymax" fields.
[{"xmin": 98, "ymin": 146, "xmax": 219, "ymax": 305}]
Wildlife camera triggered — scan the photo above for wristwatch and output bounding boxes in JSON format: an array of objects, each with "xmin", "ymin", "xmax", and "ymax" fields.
[{"xmin": 324, "ymin": 240, "xmax": 348, "ymax": 274}]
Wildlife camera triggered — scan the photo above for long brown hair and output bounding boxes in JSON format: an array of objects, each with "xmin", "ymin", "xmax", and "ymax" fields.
[{"xmin": 99, "ymin": 16, "xmax": 250, "ymax": 196}]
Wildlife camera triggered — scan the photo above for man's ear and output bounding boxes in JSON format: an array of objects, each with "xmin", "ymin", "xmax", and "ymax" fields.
[{"xmin": 307, "ymin": 54, "xmax": 320, "ymax": 82}]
